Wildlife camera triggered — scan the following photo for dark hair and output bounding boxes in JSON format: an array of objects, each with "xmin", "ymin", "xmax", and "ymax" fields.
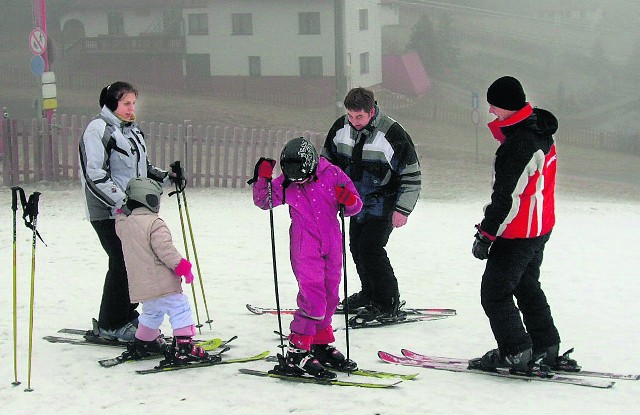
[
  {"xmin": 99, "ymin": 81, "xmax": 138, "ymax": 111},
  {"xmin": 343, "ymin": 87, "xmax": 375, "ymax": 112}
]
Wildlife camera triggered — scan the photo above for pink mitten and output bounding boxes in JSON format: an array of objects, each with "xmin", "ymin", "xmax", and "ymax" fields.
[{"xmin": 175, "ymin": 258, "xmax": 194, "ymax": 284}]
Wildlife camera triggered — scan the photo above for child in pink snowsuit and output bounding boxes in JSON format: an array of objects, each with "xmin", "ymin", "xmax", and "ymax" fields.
[{"xmin": 249, "ymin": 137, "xmax": 362, "ymax": 378}]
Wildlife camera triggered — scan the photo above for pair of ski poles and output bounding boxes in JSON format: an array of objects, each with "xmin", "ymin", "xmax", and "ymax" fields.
[
  {"xmin": 168, "ymin": 161, "xmax": 212, "ymax": 334},
  {"xmin": 265, "ymin": 181, "xmax": 353, "ymax": 370},
  {"xmin": 10, "ymin": 186, "xmax": 45, "ymax": 392}
]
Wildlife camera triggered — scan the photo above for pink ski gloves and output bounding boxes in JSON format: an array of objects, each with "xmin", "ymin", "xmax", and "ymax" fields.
[{"xmin": 175, "ymin": 258, "xmax": 194, "ymax": 284}]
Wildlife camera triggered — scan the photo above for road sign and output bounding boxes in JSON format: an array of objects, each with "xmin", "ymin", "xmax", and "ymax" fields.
[
  {"xmin": 31, "ymin": 55, "xmax": 45, "ymax": 76},
  {"xmin": 471, "ymin": 108, "xmax": 481, "ymax": 126},
  {"xmin": 29, "ymin": 28, "xmax": 47, "ymax": 55}
]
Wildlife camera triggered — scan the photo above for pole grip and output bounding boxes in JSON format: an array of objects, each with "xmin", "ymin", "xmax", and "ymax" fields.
[
  {"xmin": 11, "ymin": 188, "xmax": 18, "ymax": 212},
  {"xmin": 11, "ymin": 186, "xmax": 23, "ymax": 212},
  {"xmin": 26, "ymin": 192, "xmax": 41, "ymax": 218}
]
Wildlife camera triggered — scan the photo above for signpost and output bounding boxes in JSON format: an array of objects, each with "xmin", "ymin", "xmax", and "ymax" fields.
[
  {"xmin": 471, "ymin": 92, "xmax": 480, "ymax": 163},
  {"xmin": 31, "ymin": 0, "xmax": 55, "ymax": 185},
  {"xmin": 30, "ymin": 0, "xmax": 57, "ymax": 122}
]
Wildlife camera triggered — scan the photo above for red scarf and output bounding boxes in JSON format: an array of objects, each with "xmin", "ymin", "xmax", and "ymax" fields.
[{"xmin": 487, "ymin": 103, "xmax": 532, "ymax": 143}]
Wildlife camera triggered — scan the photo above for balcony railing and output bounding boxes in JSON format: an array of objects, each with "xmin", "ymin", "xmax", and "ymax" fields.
[{"xmin": 67, "ymin": 34, "xmax": 185, "ymax": 54}]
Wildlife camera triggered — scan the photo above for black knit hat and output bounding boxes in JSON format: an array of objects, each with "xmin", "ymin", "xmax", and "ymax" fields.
[{"xmin": 487, "ymin": 76, "xmax": 526, "ymax": 110}]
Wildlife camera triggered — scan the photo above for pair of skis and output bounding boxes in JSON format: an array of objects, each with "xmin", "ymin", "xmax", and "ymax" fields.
[
  {"xmin": 99, "ymin": 336, "xmax": 237, "ymax": 368},
  {"xmin": 247, "ymin": 303, "xmax": 456, "ymax": 329},
  {"xmin": 377, "ymin": 349, "xmax": 637, "ymax": 388},
  {"xmin": 45, "ymin": 328, "xmax": 269, "ymax": 374},
  {"xmin": 246, "ymin": 302, "xmax": 456, "ymax": 317},
  {"xmin": 239, "ymin": 368, "xmax": 406, "ymax": 388},
  {"xmin": 43, "ymin": 328, "xmax": 222, "ymax": 350},
  {"xmin": 241, "ymin": 356, "xmax": 419, "ymax": 388}
]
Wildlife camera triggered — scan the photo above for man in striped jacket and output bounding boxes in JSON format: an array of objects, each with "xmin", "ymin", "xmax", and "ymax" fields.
[
  {"xmin": 322, "ymin": 87, "xmax": 421, "ymax": 323},
  {"xmin": 469, "ymin": 76, "xmax": 578, "ymax": 374}
]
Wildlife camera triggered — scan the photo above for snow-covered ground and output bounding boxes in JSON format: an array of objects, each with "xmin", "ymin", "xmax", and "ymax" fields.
[{"xmin": 0, "ymin": 176, "xmax": 638, "ymax": 414}]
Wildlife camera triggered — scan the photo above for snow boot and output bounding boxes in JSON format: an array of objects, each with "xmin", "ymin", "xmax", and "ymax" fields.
[
  {"xmin": 468, "ymin": 348, "xmax": 533, "ymax": 374},
  {"xmin": 165, "ymin": 336, "xmax": 220, "ymax": 366},
  {"xmin": 271, "ymin": 342, "xmax": 336, "ymax": 379},
  {"xmin": 312, "ymin": 344, "xmax": 357, "ymax": 371}
]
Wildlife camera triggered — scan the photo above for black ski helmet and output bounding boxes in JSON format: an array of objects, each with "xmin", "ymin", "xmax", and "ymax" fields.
[
  {"xmin": 124, "ymin": 177, "xmax": 163, "ymax": 213},
  {"xmin": 280, "ymin": 137, "xmax": 319, "ymax": 182}
]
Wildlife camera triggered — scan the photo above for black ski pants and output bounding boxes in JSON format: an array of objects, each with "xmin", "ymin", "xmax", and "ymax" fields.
[
  {"xmin": 349, "ymin": 215, "xmax": 399, "ymax": 310},
  {"xmin": 480, "ymin": 232, "xmax": 560, "ymax": 356},
  {"xmin": 91, "ymin": 219, "xmax": 139, "ymax": 330}
]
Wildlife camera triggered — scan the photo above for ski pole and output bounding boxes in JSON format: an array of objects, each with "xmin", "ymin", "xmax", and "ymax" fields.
[
  {"xmin": 267, "ymin": 180, "xmax": 286, "ymax": 351},
  {"xmin": 179, "ymin": 178, "xmax": 213, "ymax": 330},
  {"xmin": 169, "ymin": 182, "xmax": 202, "ymax": 334},
  {"xmin": 23, "ymin": 191, "xmax": 42, "ymax": 392},
  {"xmin": 339, "ymin": 204, "xmax": 352, "ymax": 374},
  {"xmin": 10, "ymin": 186, "xmax": 22, "ymax": 387}
]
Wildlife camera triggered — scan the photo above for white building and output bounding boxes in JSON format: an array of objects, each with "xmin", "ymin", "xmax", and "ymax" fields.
[{"xmin": 60, "ymin": 0, "xmax": 397, "ymax": 105}]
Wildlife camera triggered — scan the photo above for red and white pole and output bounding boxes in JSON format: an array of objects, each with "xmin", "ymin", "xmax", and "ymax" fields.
[{"xmin": 32, "ymin": 0, "xmax": 54, "ymax": 124}]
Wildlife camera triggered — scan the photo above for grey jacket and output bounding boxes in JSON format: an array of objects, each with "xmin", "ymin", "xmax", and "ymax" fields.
[
  {"xmin": 322, "ymin": 109, "xmax": 422, "ymax": 222},
  {"xmin": 79, "ymin": 106, "xmax": 168, "ymax": 221}
]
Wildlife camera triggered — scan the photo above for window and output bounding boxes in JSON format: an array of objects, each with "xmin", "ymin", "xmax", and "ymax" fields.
[
  {"xmin": 360, "ymin": 52, "xmax": 369, "ymax": 74},
  {"xmin": 107, "ymin": 12, "xmax": 124, "ymax": 35},
  {"xmin": 249, "ymin": 56, "xmax": 261, "ymax": 77},
  {"xmin": 163, "ymin": 9, "xmax": 182, "ymax": 35},
  {"xmin": 359, "ymin": 9, "xmax": 368, "ymax": 30},
  {"xmin": 232, "ymin": 13, "xmax": 253, "ymax": 35},
  {"xmin": 185, "ymin": 54, "xmax": 211, "ymax": 81},
  {"xmin": 299, "ymin": 57, "xmax": 323, "ymax": 77},
  {"xmin": 299, "ymin": 12, "xmax": 320, "ymax": 35},
  {"xmin": 188, "ymin": 13, "xmax": 209, "ymax": 35}
]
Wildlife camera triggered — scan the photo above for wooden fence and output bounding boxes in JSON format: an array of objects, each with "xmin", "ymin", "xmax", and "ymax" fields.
[
  {"xmin": 2, "ymin": 112, "xmax": 639, "ymax": 187},
  {"xmin": 1, "ymin": 114, "xmax": 325, "ymax": 187}
]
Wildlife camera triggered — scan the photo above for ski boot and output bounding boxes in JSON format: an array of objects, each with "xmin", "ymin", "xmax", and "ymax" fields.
[
  {"xmin": 468, "ymin": 348, "xmax": 534, "ymax": 375},
  {"xmin": 129, "ymin": 336, "xmax": 167, "ymax": 359},
  {"xmin": 534, "ymin": 345, "xmax": 581, "ymax": 372},
  {"xmin": 337, "ymin": 292, "xmax": 371, "ymax": 313},
  {"xmin": 85, "ymin": 318, "xmax": 134, "ymax": 345},
  {"xmin": 162, "ymin": 336, "xmax": 220, "ymax": 366},
  {"xmin": 311, "ymin": 344, "xmax": 357, "ymax": 371},
  {"xmin": 349, "ymin": 297, "xmax": 407, "ymax": 327},
  {"xmin": 271, "ymin": 342, "xmax": 336, "ymax": 379}
]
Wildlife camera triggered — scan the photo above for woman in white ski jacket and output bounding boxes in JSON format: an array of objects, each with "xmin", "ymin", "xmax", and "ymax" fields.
[{"xmin": 79, "ymin": 81, "xmax": 173, "ymax": 342}]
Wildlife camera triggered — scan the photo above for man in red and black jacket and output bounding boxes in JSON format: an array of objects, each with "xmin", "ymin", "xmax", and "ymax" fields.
[{"xmin": 468, "ymin": 76, "xmax": 579, "ymax": 374}]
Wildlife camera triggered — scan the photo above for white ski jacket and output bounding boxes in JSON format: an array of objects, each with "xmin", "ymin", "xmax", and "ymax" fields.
[{"xmin": 79, "ymin": 106, "xmax": 168, "ymax": 221}]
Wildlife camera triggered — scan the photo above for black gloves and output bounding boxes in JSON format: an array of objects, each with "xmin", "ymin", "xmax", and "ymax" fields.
[
  {"xmin": 472, "ymin": 231, "xmax": 492, "ymax": 260},
  {"xmin": 169, "ymin": 160, "xmax": 187, "ymax": 190}
]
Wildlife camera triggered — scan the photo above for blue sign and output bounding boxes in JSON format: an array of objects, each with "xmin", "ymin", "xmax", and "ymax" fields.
[
  {"xmin": 31, "ymin": 54, "xmax": 45, "ymax": 76},
  {"xmin": 471, "ymin": 92, "xmax": 479, "ymax": 109}
]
